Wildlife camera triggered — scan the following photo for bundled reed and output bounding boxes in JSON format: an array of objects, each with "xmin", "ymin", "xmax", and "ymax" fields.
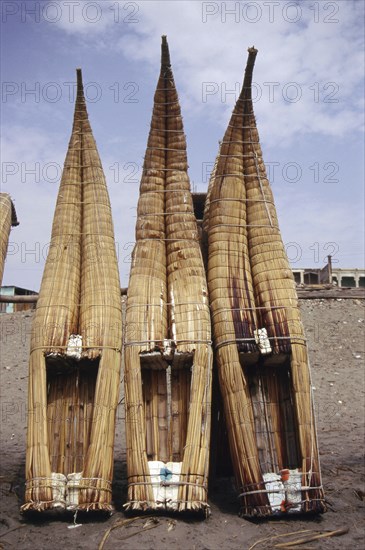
[
  {"xmin": 22, "ymin": 69, "xmax": 122, "ymax": 514},
  {"xmin": 204, "ymin": 48, "xmax": 325, "ymax": 517},
  {"xmin": 124, "ymin": 36, "xmax": 212, "ymax": 515},
  {"xmin": 0, "ymin": 193, "xmax": 18, "ymax": 284}
]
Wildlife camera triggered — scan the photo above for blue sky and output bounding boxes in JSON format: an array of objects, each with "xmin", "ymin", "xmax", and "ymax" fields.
[{"xmin": 1, "ymin": 0, "xmax": 364, "ymax": 290}]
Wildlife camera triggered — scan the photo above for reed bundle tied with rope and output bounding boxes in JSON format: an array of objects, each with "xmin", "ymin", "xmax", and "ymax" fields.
[
  {"xmin": 22, "ymin": 69, "xmax": 122, "ymax": 514},
  {"xmin": 204, "ymin": 47, "xmax": 325, "ymax": 517},
  {"xmin": 124, "ymin": 36, "xmax": 212, "ymax": 515},
  {"xmin": 0, "ymin": 193, "xmax": 18, "ymax": 285}
]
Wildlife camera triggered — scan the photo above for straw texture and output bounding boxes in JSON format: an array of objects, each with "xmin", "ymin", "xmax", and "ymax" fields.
[
  {"xmin": 204, "ymin": 48, "xmax": 325, "ymax": 516},
  {"xmin": 22, "ymin": 69, "xmax": 122, "ymax": 513},
  {"xmin": 124, "ymin": 36, "xmax": 212, "ymax": 514},
  {"xmin": 0, "ymin": 193, "xmax": 18, "ymax": 285}
]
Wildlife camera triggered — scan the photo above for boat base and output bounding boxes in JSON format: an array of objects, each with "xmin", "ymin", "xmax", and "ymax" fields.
[{"xmin": 123, "ymin": 500, "xmax": 211, "ymax": 517}]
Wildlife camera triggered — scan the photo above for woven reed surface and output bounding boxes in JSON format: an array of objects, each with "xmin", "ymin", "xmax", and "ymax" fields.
[
  {"xmin": 23, "ymin": 69, "xmax": 122, "ymax": 512},
  {"xmin": 0, "ymin": 193, "xmax": 13, "ymax": 285},
  {"xmin": 202, "ymin": 150, "xmax": 219, "ymax": 235},
  {"xmin": 205, "ymin": 48, "xmax": 324, "ymax": 516},
  {"xmin": 125, "ymin": 36, "xmax": 212, "ymax": 513}
]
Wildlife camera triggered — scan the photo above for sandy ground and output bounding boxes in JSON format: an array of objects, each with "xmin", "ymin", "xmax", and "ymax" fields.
[{"xmin": 0, "ymin": 299, "xmax": 364, "ymax": 549}]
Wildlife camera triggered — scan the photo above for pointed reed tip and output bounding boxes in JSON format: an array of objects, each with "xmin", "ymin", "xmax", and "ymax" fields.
[
  {"xmin": 242, "ymin": 46, "xmax": 258, "ymax": 88},
  {"xmin": 247, "ymin": 46, "xmax": 258, "ymax": 54},
  {"xmin": 161, "ymin": 35, "xmax": 171, "ymax": 67},
  {"xmin": 76, "ymin": 68, "xmax": 83, "ymax": 88}
]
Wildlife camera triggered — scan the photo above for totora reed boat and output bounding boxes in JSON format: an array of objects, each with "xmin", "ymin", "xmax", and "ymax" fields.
[
  {"xmin": 124, "ymin": 36, "xmax": 213, "ymax": 515},
  {"xmin": 204, "ymin": 47, "xmax": 325, "ymax": 517},
  {"xmin": 0, "ymin": 193, "xmax": 19, "ymax": 285},
  {"xmin": 22, "ymin": 69, "xmax": 122, "ymax": 514}
]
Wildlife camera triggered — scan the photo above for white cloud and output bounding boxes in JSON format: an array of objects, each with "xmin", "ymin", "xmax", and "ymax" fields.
[
  {"xmin": 121, "ymin": 1, "xmax": 364, "ymax": 145},
  {"xmin": 49, "ymin": 1, "xmax": 364, "ymax": 145},
  {"xmin": 277, "ymin": 191, "xmax": 365, "ymax": 268},
  {"xmin": 45, "ymin": 0, "xmax": 116, "ymax": 34},
  {"xmin": 2, "ymin": 1, "xmax": 363, "ymax": 290},
  {"xmin": 1, "ymin": 125, "xmax": 66, "ymax": 288},
  {"xmin": 1, "ymin": 123, "xmax": 141, "ymax": 289}
]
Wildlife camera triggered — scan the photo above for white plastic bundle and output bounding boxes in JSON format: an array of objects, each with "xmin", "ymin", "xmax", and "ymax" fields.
[
  {"xmin": 66, "ymin": 472, "xmax": 82, "ymax": 510},
  {"xmin": 284, "ymin": 469, "xmax": 302, "ymax": 513},
  {"xmin": 66, "ymin": 334, "xmax": 82, "ymax": 359},
  {"xmin": 263, "ymin": 472, "xmax": 284, "ymax": 512},
  {"xmin": 254, "ymin": 328, "xmax": 272, "ymax": 355},
  {"xmin": 51, "ymin": 472, "xmax": 67, "ymax": 510},
  {"xmin": 148, "ymin": 461, "xmax": 182, "ymax": 510}
]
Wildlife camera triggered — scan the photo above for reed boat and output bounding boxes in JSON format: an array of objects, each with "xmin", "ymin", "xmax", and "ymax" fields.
[
  {"xmin": 0, "ymin": 193, "xmax": 19, "ymax": 285},
  {"xmin": 204, "ymin": 47, "xmax": 325, "ymax": 517},
  {"xmin": 124, "ymin": 36, "xmax": 212, "ymax": 515},
  {"xmin": 22, "ymin": 69, "xmax": 122, "ymax": 514}
]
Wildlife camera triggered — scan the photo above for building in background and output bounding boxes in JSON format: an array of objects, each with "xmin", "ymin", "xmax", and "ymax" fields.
[
  {"xmin": 0, "ymin": 286, "xmax": 37, "ymax": 313},
  {"xmin": 292, "ymin": 267, "xmax": 365, "ymax": 288},
  {"xmin": 192, "ymin": 194, "xmax": 364, "ymax": 289}
]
